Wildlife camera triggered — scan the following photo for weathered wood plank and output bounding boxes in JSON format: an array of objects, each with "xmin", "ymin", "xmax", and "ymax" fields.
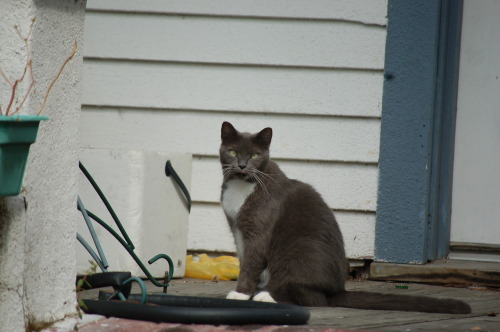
[
  {"xmin": 379, "ymin": 316, "xmax": 500, "ymax": 331},
  {"xmin": 370, "ymin": 260, "xmax": 500, "ymax": 287},
  {"xmin": 84, "ymin": 278, "xmax": 499, "ymax": 331},
  {"xmin": 192, "ymin": 157, "xmax": 378, "ymax": 211},
  {"xmin": 80, "ymin": 107, "xmax": 381, "ymax": 163},
  {"xmin": 86, "ymin": 0, "xmax": 388, "ymax": 26},
  {"xmin": 310, "ymin": 307, "xmax": 390, "ymax": 327},
  {"xmin": 84, "ymin": 12, "xmax": 386, "ymax": 70},
  {"xmin": 346, "ymin": 311, "xmax": 454, "ymax": 330},
  {"xmin": 159, "ymin": 278, "xmax": 498, "ymax": 329},
  {"xmin": 82, "ymin": 60, "xmax": 383, "ymax": 118},
  {"xmin": 465, "ymin": 298, "xmax": 500, "ymax": 314}
]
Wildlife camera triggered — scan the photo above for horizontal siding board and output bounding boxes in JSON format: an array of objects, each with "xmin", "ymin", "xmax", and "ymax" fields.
[
  {"xmin": 192, "ymin": 157, "xmax": 378, "ymax": 211},
  {"xmin": 86, "ymin": 0, "xmax": 388, "ymax": 26},
  {"xmin": 188, "ymin": 203, "xmax": 375, "ymax": 259},
  {"xmin": 80, "ymin": 107, "xmax": 380, "ymax": 163},
  {"xmin": 188, "ymin": 204, "xmax": 236, "ymax": 253},
  {"xmin": 336, "ymin": 211, "xmax": 375, "ymax": 259},
  {"xmin": 82, "ymin": 60, "xmax": 383, "ymax": 118},
  {"xmin": 84, "ymin": 12, "xmax": 386, "ymax": 70}
]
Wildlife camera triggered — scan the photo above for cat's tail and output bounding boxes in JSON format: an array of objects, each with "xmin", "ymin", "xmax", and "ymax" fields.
[{"xmin": 329, "ymin": 291, "xmax": 471, "ymax": 314}]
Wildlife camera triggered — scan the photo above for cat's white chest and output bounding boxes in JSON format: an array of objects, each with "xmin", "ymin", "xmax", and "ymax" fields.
[{"xmin": 221, "ymin": 179, "xmax": 256, "ymax": 221}]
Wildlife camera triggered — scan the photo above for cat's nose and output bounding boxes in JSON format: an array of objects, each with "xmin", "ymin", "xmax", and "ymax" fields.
[{"xmin": 238, "ymin": 164, "xmax": 246, "ymax": 170}]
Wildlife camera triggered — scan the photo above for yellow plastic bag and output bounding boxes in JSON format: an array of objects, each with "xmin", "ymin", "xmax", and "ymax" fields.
[{"xmin": 185, "ymin": 254, "xmax": 240, "ymax": 281}]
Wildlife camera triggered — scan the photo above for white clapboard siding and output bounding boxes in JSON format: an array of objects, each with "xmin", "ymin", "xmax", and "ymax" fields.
[
  {"xmin": 192, "ymin": 157, "xmax": 378, "ymax": 211},
  {"xmin": 80, "ymin": 108, "xmax": 380, "ymax": 164},
  {"xmin": 83, "ymin": 60, "xmax": 383, "ymax": 118},
  {"xmin": 84, "ymin": 13, "xmax": 386, "ymax": 70},
  {"xmin": 189, "ymin": 204, "xmax": 375, "ymax": 259},
  {"xmin": 86, "ymin": 0, "xmax": 387, "ymax": 26},
  {"xmin": 81, "ymin": 1, "xmax": 387, "ymax": 260}
]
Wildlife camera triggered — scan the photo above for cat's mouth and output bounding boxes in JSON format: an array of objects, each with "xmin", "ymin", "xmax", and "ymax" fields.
[{"xmin": 234, "ymin": 171, "xmax": 251, "ymax": 181}]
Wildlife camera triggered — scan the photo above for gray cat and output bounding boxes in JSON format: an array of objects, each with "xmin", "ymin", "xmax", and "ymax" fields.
[{"xmin": 219, "ymin": 121, "xmax": 470, "ymax": 314}]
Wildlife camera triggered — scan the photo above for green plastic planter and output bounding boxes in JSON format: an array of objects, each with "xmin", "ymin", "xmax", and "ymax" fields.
[{"xmin": 0, "ymin": 115, "xmax": 48, "ymax": 197}]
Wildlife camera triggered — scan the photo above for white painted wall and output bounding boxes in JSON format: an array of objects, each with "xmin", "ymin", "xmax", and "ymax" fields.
[
  {"xmin": 81, "ymin": 1, "xmax": 387, "ymax": 260},
  {"xmin": 0, "ymin": 0, "xmax": 86, "ymax": 330}
]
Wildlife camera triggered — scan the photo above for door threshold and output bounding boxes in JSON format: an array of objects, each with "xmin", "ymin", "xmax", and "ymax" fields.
[
  {"xmin": 370, "ymin": 259, "xmax": 500, "ymax": 288},
  {"xmin": 448, "ymin": 252, "xmax": 500, "ymax": 263},
  {"xmin": 449, "ymin": 242, "xmax": 500, "ymax": 263}
]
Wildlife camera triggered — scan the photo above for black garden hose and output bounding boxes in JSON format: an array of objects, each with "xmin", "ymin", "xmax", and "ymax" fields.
[
  {"xmin": 82, "ymin": 293, "xmax": 310, "ymax": 325},
  {"xmin": 76, "ymin": 272, "xmax": 132, "ymax": 298},
  {"xmin": 165, "ymin": 160, "xmax": 191, "ymax": 212}
]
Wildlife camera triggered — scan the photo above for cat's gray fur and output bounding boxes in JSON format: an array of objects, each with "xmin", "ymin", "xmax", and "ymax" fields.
[{"xmin": 219, "ymin": 122, "xmax": 470, "ymax": 314}]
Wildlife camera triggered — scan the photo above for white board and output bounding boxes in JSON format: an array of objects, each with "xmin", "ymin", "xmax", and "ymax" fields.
[
  {"xmin": 450, "ymin": 0, "xmax": 500, "ymax": 247},
  {"xmin": 77, "ymin": 149, "xmax": 192, "ymax": 278}
]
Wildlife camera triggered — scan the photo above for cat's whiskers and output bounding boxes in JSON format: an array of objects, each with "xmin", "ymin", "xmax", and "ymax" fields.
[
  {"xmin": 249, "ymin": 169, "xmax": 270, "ymax": 197},
  {"xmin": 251, "ymin": 173, "xmax": 269, "ymax": 197},
  {"xmin": 222, "ymin": 170, "xmax": 235, "ymax": 182},
  {"xmin": 253, "ymin": 168, "xmax": 286, "ymax": 191},
  {"xmin": 253, "ymin": 169, "xmax": 278, "ymax": 183},
  {"xmin": 221, "ymin": 164, "xmax": 239, "ymax": 182}
]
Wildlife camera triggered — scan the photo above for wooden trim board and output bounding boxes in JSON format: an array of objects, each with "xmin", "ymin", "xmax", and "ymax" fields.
[{"xmin": 370, "ymin": 260, "xmax": 500, "ymax": 288}]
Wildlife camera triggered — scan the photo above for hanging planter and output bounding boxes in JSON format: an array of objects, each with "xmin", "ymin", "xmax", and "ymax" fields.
[
  {"xmin": 0, "ymin": 115, "xmax": 48, "ymax": 196},
  {"xmin": 0, "ymin": 19, "xmax": 76, "ymax": 197}
]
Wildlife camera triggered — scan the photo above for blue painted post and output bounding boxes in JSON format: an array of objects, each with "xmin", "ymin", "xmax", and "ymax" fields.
[{"xmin": 375, "ymin": 1, "xmax": 442, "ymax": 264}]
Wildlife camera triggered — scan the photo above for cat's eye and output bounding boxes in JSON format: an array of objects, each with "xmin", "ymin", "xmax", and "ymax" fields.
[
  {"xmin": 251, "ymin": 153, "xmax": 259, "ymax": 159},
  {"xmin": 229, "ymin": 150, "xmax": 237, "ymax": 157}
]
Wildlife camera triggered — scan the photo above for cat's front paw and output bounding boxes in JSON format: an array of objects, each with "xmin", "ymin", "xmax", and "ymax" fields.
[
  {"xmin": 253, "ymin": 291, "xmax": 276, "ymax": 303},
  {"xmin": 226, "ymin": 290, "xmax": 251, "ymax": 300}
]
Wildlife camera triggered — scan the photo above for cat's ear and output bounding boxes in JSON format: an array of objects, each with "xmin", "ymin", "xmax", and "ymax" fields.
[
  {"xmin": 221, "ymin": 121, "xmax": 238, "ymax": 143},
  {"xmin": 255, "ymin": 127, "xmax": 273, "ymax": 148}
]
